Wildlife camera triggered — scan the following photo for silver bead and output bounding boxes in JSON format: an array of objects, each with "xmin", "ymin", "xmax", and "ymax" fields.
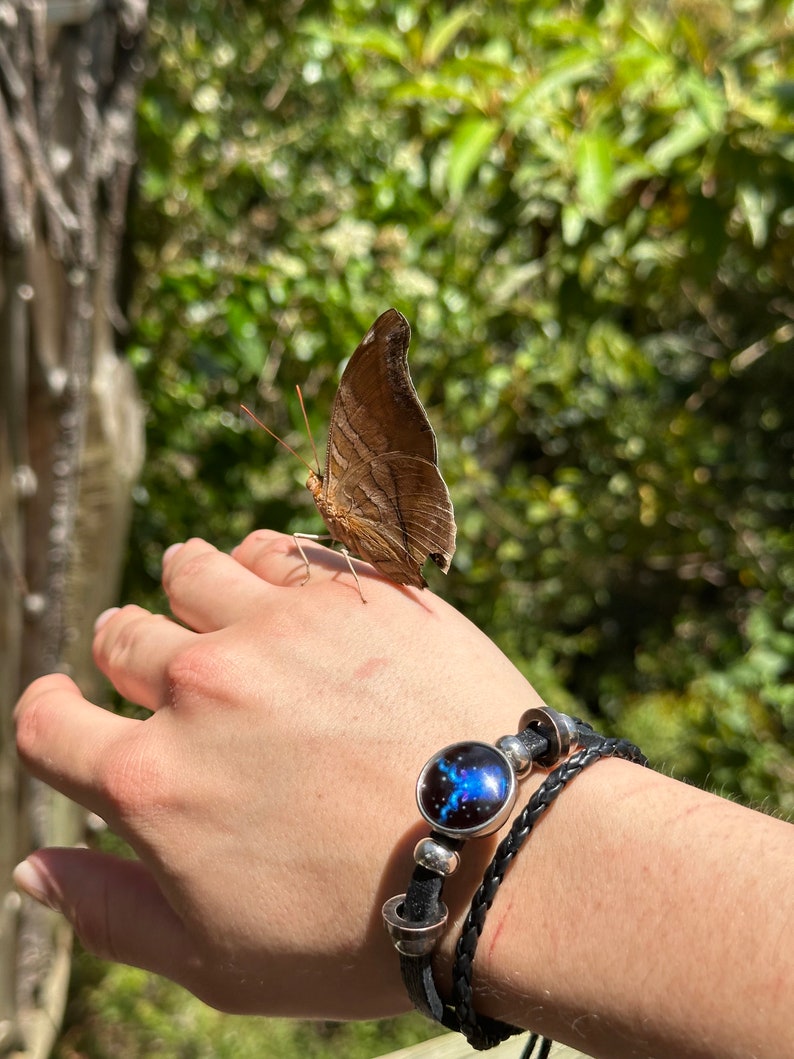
[
  {"xmin": 382, "ymin": 895, "xmax": 448, "ymax": 956},
  {"xmin": 517, "ymin": 706, "xmax": 579, "ymax": 766},
  {"xmin": 495, "ymin": 733, "xmax": 532, "ymax": 774},
  {"xmin": 413, "ymin": 836, "xmax": 460, "ymax": 876}
]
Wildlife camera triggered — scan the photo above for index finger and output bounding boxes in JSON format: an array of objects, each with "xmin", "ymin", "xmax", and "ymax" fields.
[{"xmin": 15, "ymin": 673, "xmax": 138, "ymax": 816}]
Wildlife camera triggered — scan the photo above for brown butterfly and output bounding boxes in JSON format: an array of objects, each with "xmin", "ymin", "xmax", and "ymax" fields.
[{"xmin": 243, "ymin": 308, "xmax": 456, "ymax": 598}]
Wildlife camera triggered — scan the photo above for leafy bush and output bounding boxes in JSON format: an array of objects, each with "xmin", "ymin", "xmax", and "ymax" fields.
[
  {"xmin": 55, "ymin": 956, "xmax": 440, "ymax": 1058},
  {"xmin": 127, "ymin": 0, "xmax": 792, "ymax": 798}
]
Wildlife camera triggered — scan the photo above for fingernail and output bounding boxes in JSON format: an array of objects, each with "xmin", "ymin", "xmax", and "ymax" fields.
[
  {"xmin": 162, "ymin": 542, "xmax": 184, "ymax": 565},
  {"xmin": 13, "ymin": 859, "xmax": 61, "ymax": 912},
  {"xmin": 94, "ymin": 607, "xmax": 120, "ymax": 632}
]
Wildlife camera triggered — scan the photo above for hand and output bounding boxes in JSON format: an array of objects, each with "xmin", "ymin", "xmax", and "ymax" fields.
[{"xmin": 14, "ymin": 531, "xmax": 546, "ymax": 1019}]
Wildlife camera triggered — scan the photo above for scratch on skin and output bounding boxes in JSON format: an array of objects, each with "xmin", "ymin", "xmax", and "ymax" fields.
[
  {"xmin": 353, "ymin": 657, "xmax": 390, "ymax": 681},
  {"xmin": 488, "ymin": 894, "xmax": 514, "ymax": 959}
]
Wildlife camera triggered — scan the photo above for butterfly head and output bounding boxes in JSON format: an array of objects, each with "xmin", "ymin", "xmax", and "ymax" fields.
[{"xmin": 306, "ymin": 470, "xmax": 323, "ymax": 500}]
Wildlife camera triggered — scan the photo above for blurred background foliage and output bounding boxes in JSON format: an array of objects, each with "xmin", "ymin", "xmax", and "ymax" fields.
[{"xmin": 58, "ymin": 0, "xmax": 794, "ymax": 1054}]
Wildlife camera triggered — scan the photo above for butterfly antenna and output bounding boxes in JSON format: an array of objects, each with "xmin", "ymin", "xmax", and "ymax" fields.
[
  {"xmin": 295, "ymin": 384, "xmax": 323, "ymax": 474},
  {"xmin": 240, "ymin": 404, "xmax": 316, "ymax": 475}
]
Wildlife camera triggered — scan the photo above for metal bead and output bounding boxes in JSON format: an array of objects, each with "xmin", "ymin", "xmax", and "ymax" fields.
[
  {"xmin": 413, "ymin": 836, "xmax": 460, "ymax": 876},
  {"xmin": 495, "ymin": 733, "xmax": 532, "ymax": 774},
  {"xmin": 517, "ymin": 706, "xmax": 579, "ymax": 767},
  {"xmin": 382, "ymin": 895, "xmax": 448, "ymax": 956},
  {"xmin": 12, "ymin": 465, "xmax": 37, "ymax": 499}
]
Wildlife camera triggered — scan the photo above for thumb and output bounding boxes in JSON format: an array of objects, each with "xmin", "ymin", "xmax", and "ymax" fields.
[{"xmin": 13, "ymin": 848, "xmax": 196, "ymax": 980}]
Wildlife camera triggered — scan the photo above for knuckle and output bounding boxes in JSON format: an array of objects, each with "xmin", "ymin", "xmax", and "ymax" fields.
[
  {"xmin": 70, "ymin": 878, "xmax": 132, "ymax": 964},
  {"xmin": 71, "ymin": 890, "xmax": 117, "ymax": 961},
  {"xmin": 238, "ymin": 529, "xmax": 293, "ymax": 565},
  {"xmin": 96, "ymin": 729, "xmax": 171, "ymax": 823},
  {"xmin": 163, "ymin": 641, "xmax": 228, "ymax": 707},
  {"xmin": 14, "ymin": 690, "xmax": 48, "ymax": 760},
  {"xmin": 14, "ymin": 676, "xmax": 68, "ymax": 760},
  {"xmin": 161, "ymin": 539, "xmax": 216, "ymax": 595},
  {"xmin": 93, "ymin": 605, "xmax": 148, "ymax": 671}
]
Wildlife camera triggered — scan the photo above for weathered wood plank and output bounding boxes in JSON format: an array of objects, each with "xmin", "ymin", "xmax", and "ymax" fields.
[{"xmin": 379, "ymin": 1031, "xmax": 594, "ymax": 1059}]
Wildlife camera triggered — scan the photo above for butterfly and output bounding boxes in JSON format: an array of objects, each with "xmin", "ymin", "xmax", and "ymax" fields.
[{"xmin": 243, "ymin": 308, "xmax": 456, "ymax": 599}]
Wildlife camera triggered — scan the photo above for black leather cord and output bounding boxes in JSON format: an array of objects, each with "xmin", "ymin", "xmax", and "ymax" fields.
[
  {"xmin": 399, "ymin": 732, "xmax": 648, "ymax": 1051},
  {"xmin": 451, "ymin": 736, "xmax": 648, "ymax": 1050},
  {"xmin": 520, "ymin": 1035, "xmax": 552, "ymax": 1059}
]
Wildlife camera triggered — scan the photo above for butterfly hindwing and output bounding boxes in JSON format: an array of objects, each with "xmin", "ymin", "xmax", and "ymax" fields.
[{"xmin": 327, "ymin": 452, "xmax": 456, "ymax": 575}]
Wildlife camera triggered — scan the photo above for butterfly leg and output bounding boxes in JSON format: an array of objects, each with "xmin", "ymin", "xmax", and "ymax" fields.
[
  {"xmin": 292, "ymin": 533, "xmax": 367, "ymax": 603},
  {"xmin": 292, "ymin": 532, "xmax": 331, "ymax": 585},
  {"xmin": 337, "ymin": 545, "xmax": 367, "ymax": 604}
]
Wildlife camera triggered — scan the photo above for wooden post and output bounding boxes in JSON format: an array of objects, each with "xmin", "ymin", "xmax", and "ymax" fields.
[{"xmin": 0, "ymin": 1, "xmax": 146, "ymax": 1055}]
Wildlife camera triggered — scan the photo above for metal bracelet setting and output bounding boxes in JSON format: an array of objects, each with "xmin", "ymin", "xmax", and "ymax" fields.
[{"xmin": 382, "ymin": 705, "xmax": 580, "ymax": 957}]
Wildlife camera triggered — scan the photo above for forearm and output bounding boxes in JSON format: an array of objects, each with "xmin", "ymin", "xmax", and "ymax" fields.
[{"xmin": 432, "ymin": 759, "xmax": 793, "ymax": 1059}]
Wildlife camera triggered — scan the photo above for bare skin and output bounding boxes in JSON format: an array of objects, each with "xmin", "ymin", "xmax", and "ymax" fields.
[{"xmin": 13, "ymin": 531, "xmax": 794, "ymax": 1059}]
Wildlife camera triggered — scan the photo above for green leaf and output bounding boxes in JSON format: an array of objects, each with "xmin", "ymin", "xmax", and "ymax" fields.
[
  {"xmin": 561, "ymin": 202, "xmax": 587, "ymax": 245},
  {"xmin": 391, "ymin": 74, "xmax": 483, "ymax": 107},
  {"xmin": 680, "ymin": 68, "xmax": 728, "ymax": 132},
  {"xmin": 446, "ymin": 115, "xmax": 500, "ymax": 203},
  {"xmin": 645, "ymin": 112, "xmax": 711, "ymax": 171},
  {"xmin": 736, "ymin": 183, "xmax": 770, "ymax": 248},
  {"xmin": 304, "ymin": 22, "xmax": 409, "ymax": 65},
  {"xmin": 576, "ymin": 131, "xmax": 614, "ymax": 217},
  {"xmin": 421, "ymin": 6, "xmax": 477, "ymax": 66},
  {"xmin": 507, "ymin": 48, "xmax": 599, "ymax": 127},
  {"xmin": 350, "ymin": 27, "xmax": 409, "ymax": 63}
]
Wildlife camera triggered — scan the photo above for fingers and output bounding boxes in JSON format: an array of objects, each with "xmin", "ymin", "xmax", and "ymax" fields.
[
  {"xmin": 93, "ymin": 539, "xmax": 279, "ymax": 710},
  {"xmin": 13, "ymin": 849, "xmax": 198, "ymax": 986},
  {"xmin": 14, "ymin": 674, "xmax": 138, "ymax": 812},
  {"xmin": 159, "ymin": 532, "xmax": 388, "ymax": 636},
  {"xmin": 160, "ymin": 537, "xmax": 281, "ymax": 631},
  {"xmin": 232, "ymin": 528, "xmax": 385, "ymax": 594},
  {"xmin": 232, "ymin": 528, "xmax": 329, "ymax": 584},
  {"xmin": 94, "ymin": 533, "xmax": 375, "ymax": 714},
  {"xmin": 92, "ymin": 605, "xmax": 196, "ymax": 710}
]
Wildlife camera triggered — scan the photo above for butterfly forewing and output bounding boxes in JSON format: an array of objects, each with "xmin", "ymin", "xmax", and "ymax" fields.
[{"xmin": 322, "ymin": 309, "xmax": 439, "ymax": 486}]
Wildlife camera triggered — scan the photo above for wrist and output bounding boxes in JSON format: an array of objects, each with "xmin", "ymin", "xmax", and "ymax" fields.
[
  {"xmin": 456, "ymin": 759, "xmax": 794, "ymax": 1059},
  {"xmin": 456, "ymin": 758, "xmax": 632, "ymax": 1032},
  {"xmin": 429, "ymin": 764, "xmax": 549, "ymax": 1000},
  {"xmin": 382, "ymin": 710, "xmax": 647, "ymax": 1051}
]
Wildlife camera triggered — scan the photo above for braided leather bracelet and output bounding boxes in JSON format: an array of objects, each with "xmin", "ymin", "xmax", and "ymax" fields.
[{"xmin": 383, "ymin": 707, "xmax": 648, "ymax": 1055}]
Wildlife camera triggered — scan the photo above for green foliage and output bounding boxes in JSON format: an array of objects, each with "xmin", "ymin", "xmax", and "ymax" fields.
[
  {"xmin": 107, "ymin": 0, "xmax": 793, "ymax": 1047},
  {"xmin": 129, "ymin": 0, "xmax": 792, "ymax": 767},
  {"xmin": 620, "ymin": 605, "xmax": 794, "ymax": 812},
  {"xmin": 55, "ymin": 952, "xmax": 440, "ymax": 1058}
]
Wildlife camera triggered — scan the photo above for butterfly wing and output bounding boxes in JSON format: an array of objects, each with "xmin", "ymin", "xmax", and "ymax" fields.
[
  {"xmin": 315, "ymin": 308, "xmax": 456, "ymax": 586},
  {"xmin": 317, "ymin": 451, "xmax": 456, "ymax": 587},
  {"xmin": 323, "ymin": 309, "xmax": 439, "ymax": 478}
]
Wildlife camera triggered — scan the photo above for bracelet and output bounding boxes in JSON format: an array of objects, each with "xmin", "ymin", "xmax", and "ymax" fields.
[{"xmin": 382, "ymin": 707, "xmax": 648, "ymax": 1054}]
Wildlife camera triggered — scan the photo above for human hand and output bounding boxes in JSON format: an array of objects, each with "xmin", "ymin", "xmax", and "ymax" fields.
[{"xmin": 14, "ymin": 531, "xmax": 546, "ymax": 1019}]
